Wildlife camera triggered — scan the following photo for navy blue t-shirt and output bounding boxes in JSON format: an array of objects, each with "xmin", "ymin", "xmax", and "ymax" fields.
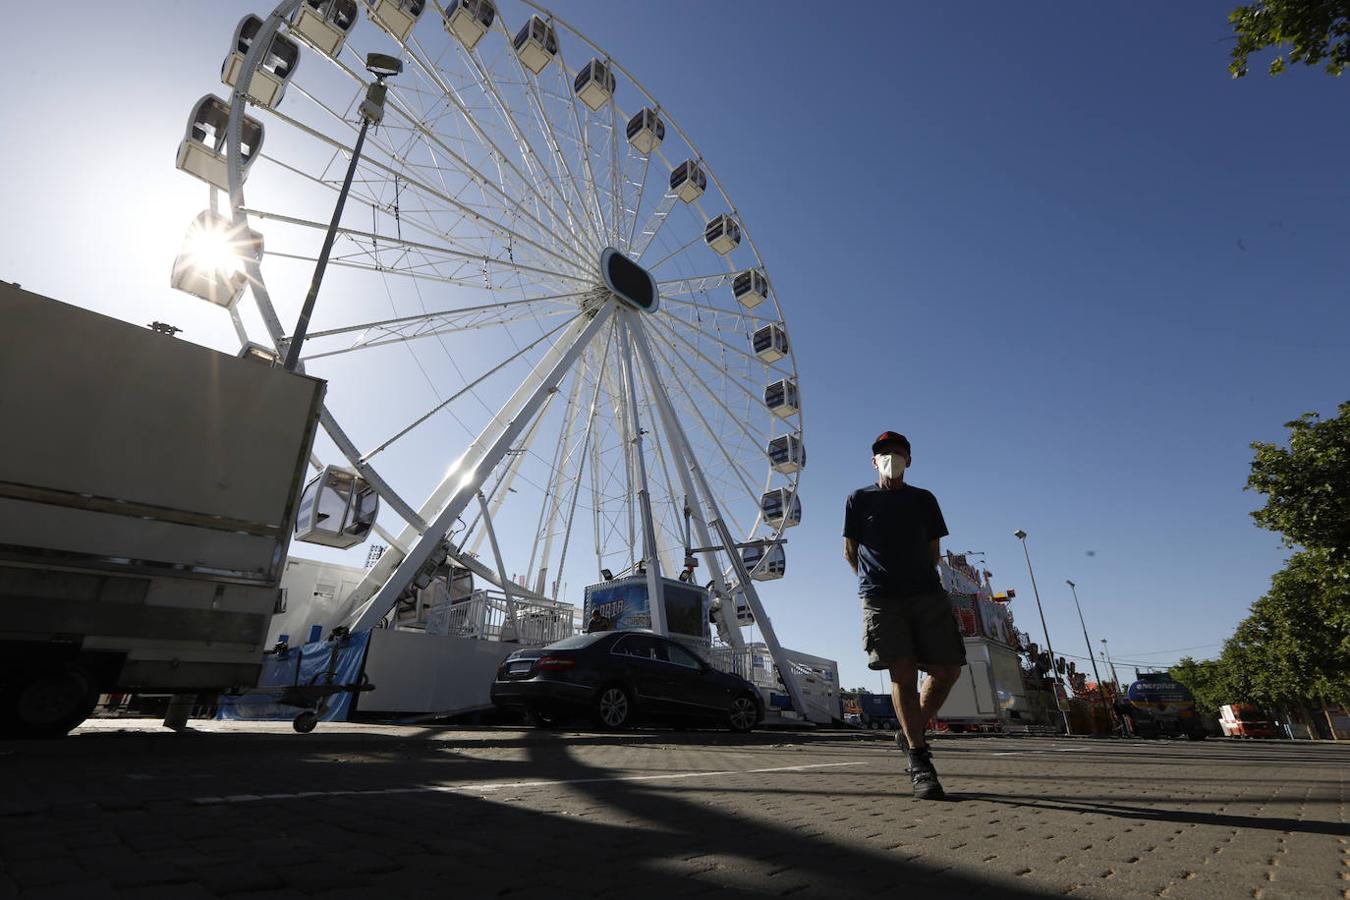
[{"xmin": 843, "ymin": 483, "xmax": 948, "ymax": 599}]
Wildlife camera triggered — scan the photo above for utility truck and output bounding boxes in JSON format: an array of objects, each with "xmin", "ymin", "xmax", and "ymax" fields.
[{"xmin": 0, "ymin": 283, "xmax": 323, "ymax": 736}]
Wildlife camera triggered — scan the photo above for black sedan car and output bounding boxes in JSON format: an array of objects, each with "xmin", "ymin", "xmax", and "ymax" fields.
[{"xmin": 490, "ymin": 631, "xmax": 763, "ymax": 732}]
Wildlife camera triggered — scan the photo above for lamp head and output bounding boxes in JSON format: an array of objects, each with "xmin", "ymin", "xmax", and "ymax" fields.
[
  {"xmin": 365, "ymin": 52, "xmax": 403, "ymax": 78},
  {"xmin": 1013, "ymin": 529, "xmax": 1027, "ymax": 540},
  {"xmin": 1066, "ymin": 579, "xmax": 1075, "ymax": 588}
]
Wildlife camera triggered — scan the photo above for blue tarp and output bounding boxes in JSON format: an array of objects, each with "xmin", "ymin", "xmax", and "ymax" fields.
[{"xmin": 217, "ymin": 631, "xmax": 371, "ymax": 722}]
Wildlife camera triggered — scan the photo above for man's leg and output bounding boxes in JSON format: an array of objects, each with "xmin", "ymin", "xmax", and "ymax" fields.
[
  {"xmin": 918, "ymin": 663, "xmax": 963, "ymax": 723},
  {"xmin": 887, "ymin": 659, "xmax": 927, "ymax": 750}
]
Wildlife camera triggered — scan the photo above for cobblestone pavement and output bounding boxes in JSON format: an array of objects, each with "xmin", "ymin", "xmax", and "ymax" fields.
[{"xmin": 0, "ymin": 721, "xmax": 1344, "ymax": 899}]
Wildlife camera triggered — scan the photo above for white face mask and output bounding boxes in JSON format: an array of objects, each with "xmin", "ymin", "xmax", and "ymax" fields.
[{"xmin": 876, "ymin": 453, "xmax": 907, "ymax": 478}]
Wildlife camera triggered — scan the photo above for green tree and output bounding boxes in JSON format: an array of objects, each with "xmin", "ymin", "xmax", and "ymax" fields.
[
  {"xmin": 1228, "ymin": 1, "xmax": 1350, "ymax": 77},
  {"xmin": 1171, "ymin": 657, "xmax": 1225, "ymax": 711},
  {"xmin": 1173, "ymin": 403, "xmax": 1350, "ymax": 719},
  {"xmin": 1175, "ymin": 551, "xmax": 1350, "ymax": 712},
  {"xmin": 1246, "ymin": 401, "xmax": 1350, "ymax": 571}
]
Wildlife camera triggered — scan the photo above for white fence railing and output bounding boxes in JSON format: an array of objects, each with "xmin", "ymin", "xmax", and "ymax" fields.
[{"xmin": 427, "ymin": 589, "xmax": 578, "ymax": 647}]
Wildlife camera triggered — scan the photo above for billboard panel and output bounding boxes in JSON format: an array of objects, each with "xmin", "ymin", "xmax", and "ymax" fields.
[{"xmin": 583, "ymin": 576, "xmax": 709, "ymax": 640}]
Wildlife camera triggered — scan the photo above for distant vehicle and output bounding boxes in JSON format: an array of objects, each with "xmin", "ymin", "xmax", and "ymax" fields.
[
  {"xmin": 856, "ymin": 692, "xmax": 899, "ymax": 730},
  {"xmin": 491, "ymin": 631, "xmax": 763, "ymax": 732},
  {"xmin": 1219, "ymin": 704, "xmax": 1277, "ymax": 739},
  {"xmin": 1122, "ymin": 673, "xmax": 1207, "ymax": 740}
]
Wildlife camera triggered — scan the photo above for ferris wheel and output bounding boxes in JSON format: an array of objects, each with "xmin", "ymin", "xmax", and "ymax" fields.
[{"xmin": 170, "ymin": 0, "xmax": 805, "ymax": 689}]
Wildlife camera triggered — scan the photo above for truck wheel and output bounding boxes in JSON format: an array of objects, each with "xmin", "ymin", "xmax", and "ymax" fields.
[{"xmin": 2, "ymin": 664, "xmax": 99, "ymax": 738}]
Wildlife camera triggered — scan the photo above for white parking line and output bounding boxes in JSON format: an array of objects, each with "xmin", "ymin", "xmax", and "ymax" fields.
[
  {"xmin": 982, "ymin": 747, "xmax": 1095, "ymax": 757},
  {"xmin": 194, "ymin": 761, "xmax": 866, "ymax": 805}
]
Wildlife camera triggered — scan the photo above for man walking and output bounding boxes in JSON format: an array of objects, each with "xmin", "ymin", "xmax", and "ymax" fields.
[{"xmin": 843, "ymin": 432, "xmax": 966, "ymax": 799}]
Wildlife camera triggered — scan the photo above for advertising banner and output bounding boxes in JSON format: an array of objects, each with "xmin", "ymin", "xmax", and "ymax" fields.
[{"xmin": 583, "ymin": 576, "xmax": 709, "ymax": 640}]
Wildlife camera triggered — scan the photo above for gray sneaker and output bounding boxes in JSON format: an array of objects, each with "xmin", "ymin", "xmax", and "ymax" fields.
[{"xmin": 906, "ymin": 747, "xmax": 945, "ymax": 800}]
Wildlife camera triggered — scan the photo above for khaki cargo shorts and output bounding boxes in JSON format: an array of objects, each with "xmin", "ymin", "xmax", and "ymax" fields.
[{"xmin": 862, "ymin": 591, "xmax": 968, "ymax": 671}]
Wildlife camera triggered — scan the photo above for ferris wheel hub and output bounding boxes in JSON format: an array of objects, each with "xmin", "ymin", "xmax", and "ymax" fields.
[{"xmin": 599, "ymin": 247, "xmax": 659, "ymax": 314}]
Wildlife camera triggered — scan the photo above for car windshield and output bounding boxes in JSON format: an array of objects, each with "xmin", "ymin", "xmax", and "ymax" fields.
[{"xmin": 544, "ymin": 633, "xmax": 607, "ymax": 650}]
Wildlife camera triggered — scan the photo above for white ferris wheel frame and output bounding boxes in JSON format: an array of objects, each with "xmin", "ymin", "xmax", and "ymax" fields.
[{"xmin": 219, "ymin": 0, "xmax": 806, "ymax": 712}]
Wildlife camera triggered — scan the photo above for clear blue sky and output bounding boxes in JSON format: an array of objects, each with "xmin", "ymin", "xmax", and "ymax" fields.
[{"xmin": 2, "ymin": 2, "xmax": 1345, "ymax": 693}]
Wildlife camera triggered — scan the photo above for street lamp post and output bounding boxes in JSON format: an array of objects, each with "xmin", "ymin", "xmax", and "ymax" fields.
[
  {"xmin": 1013, "ymin": 529, "xmax": 1071, "ymax": 735},
  {"xmin": 1100, "ymin": 639, "xmax": 1130, "ymax": 737},
  {"xmin": 1100, "ymin": 638, "xmax": 1123, "ymax": 694},
  {"xmin": 283, "ymin": 54, "xmax": 402, "ymax": 370},
  {"xmin": 1066, "ymin": 579, "xmax": 1111, "ymax": 733}
]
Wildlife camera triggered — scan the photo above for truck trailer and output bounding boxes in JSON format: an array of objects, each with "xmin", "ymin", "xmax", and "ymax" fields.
[{"xmin": 0, "ymin": 284, "xmax": 323, "ymax": 736}]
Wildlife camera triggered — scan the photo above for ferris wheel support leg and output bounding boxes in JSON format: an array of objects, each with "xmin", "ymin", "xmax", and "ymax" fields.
[
  {"xmin": 630, "ymin": 328, "xmax": 808, "ymax": 699},
  {"xmin": 477, "ymin": 492, "xmax": 520, "ymax": 643},
  {"xmin": 617, "ymin": 311, "xmax": 667, "ymax": 636},
  {"xmin": 628, "ymin": 335, "xmax": 744, "ymax": 652},
  {"xmin": 343, "ymin": 301, "xmax": 617, "ymax": 634}
]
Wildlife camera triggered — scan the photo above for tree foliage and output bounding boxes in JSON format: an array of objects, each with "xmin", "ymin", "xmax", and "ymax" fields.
[
  {"xmin": 1228, "ymin": 1, "xmax": 1350, "ymax": 77},
  {"xmin": 1172, "ymin": 403, "xmax": 1350, "ymax": 714},
  {"xmin": 1247, "ymin": 401, "xmax": 1350, "ymax": 569}
]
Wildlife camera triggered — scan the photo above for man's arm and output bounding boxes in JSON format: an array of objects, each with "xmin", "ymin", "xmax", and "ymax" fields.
[
  {"xmin": 844, "ymin": 537, "xmax": 859, "ymax": 572},
  {"xmin": 842, "ymin": 491, "xmax": 859, "ymax": 572},
  {"xmin": 929, "ymin": 538, "xmax": 941, "ymax": 566}
]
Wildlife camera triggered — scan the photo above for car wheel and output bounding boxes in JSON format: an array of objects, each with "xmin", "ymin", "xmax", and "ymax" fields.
[
  {"xmin": 727, "ymin": 694, "xmax": 759, "ymax": 733},
  {"xmin": 526, "ymin": 704, "xmax": 567, "ymax": 729},
  {"xmin": 594, "ymin": 685, "xmax": 632, "ymax": 730}
]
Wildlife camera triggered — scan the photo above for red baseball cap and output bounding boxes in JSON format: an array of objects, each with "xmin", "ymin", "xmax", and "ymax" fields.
[{"xmin": 871, "ymin": 431, "xmax": 911, "ymax": 455}]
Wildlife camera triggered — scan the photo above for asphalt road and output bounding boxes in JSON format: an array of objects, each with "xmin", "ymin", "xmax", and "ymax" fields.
[{"xmin": 0, "ymin": 721, "xmax": 1344, "ymax": 899}]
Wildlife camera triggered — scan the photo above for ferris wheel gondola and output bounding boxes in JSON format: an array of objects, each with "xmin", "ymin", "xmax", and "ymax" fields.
[{"xmin": 170, "ymin": 0, "xmax": 807, "ymax": 710}]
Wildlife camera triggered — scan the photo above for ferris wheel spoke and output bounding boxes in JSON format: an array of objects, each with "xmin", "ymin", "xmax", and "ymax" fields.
[
  {"xmin": 511, "ymin": 46, "xmax": 609, "ymax": 250},
  {"xmin": 627, "ymin": 317, "xmax": 758, "ymax": 549},
  {"xmin": 549, "ymin": 327, "xmax": 615, "ymax": 596},
  {"xmin": 658, "ymin": 310, "xmax": 780, "ymax": 371},
  {"xmin": 608, "ymin": 99, "xmax": 625, "ymax": 246},
  {"xmin": 366, "ymin": 34, "xmax": 576, "ymax": 251},
  {"xmin": 300, "ymin": 305, "xmax": 577, "ymax": 361},
  {"xmin": 596, "ymin": 321, "xmax": 637, "ymax": 567},
  {"xmin": 463, "ymin": 386, "xmax": 559, "ymax": 559},
  {"xmin": 645, "ymin": 314, "xmax": 769, "ymax": 413},
  {"xmin": 641, "ymin": 323, "xmax": 767, "ymax": 512},
  {"xmin": 303, "ymin": 290, "xmax": 589, "ymax": 341},
  {"xmin": 660, "ymin": 294, "xmax": 779, "ymax": 326},
  {"xmin": 376, "ymin": 57, "xmax": 595, "ymax": 264},
  {"xmin": 531, "ymin": 363, "xmax": 599, "ymax": 594},
  {"xmin": 401, "ymin": 30, "xmax": 601, "ymax": 264},
  {"xmin": 632, "ymin": 344, "xmax": 697, "ymax": 565},
  {"xmin": 359, "ymin": 312, "xmax": 581, "ymax": 463},
  {"xmin": 657, "ymin": 273, "xmax": 736, "ymax": 297},
  {"xmin": 643, "ymin": 232, "xmax": 707, "ymax": 274},
  {"xmin": 525, "ymin": 349, "xmax": 588, "ymax": 587},
  {"xmin": 627, "ymin": 191, "xmax": 678, "ymax": 260},
  {"xmin": 459, "ymin": 20, "xmax": 602, "ymax": 259},
  {"xmin": 622, "ymin": 149, "xmax": 656, "ymax": 254},
  {"xmin": 262, "ymin": 250, "xmax": 560, "ymax": 293},
  {"xmin": 242, "ymin": 205, "xmax": 590, "ymax": 286},
  {"xmin": 550, "ymin": 42, "xmax": 609, "ymax": 243},
  {"xmin": 377, "ymin": 99, "xmax": 594, "ymax": 265},
  {"xmin": 258, "ymin": 100, "xmax": 588, "ymax": 280}
]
